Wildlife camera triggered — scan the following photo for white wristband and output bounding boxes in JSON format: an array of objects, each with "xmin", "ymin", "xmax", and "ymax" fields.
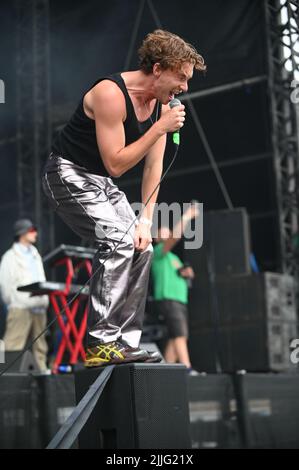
[{"xmin": 139, "ymin": 217, "xmax": 152, "ymax": 227}]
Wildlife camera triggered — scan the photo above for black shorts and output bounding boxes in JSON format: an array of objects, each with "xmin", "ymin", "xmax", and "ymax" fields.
[{"xmin": 155, "ymin": 300, "xmax": 188, "ymax": 339}]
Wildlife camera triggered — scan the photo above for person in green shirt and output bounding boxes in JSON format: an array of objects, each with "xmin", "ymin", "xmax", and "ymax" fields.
[{"xmin": 151, "ymin": 204, "xmax": 198, "ymax": 373}]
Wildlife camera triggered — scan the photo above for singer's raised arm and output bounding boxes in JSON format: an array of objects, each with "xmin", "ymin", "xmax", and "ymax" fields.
[{"xmin": 91, "ymin": 81, "xmax": 184, "ymax": 177}]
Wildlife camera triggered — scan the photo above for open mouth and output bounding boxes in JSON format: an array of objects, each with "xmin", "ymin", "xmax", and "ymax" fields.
[{"xmin": 168, "ymin": 90, "xmax": 181, "ymax": 101}]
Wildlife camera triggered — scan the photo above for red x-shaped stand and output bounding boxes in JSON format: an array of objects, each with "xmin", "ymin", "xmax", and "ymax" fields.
[{"xmin": 50, "ymin": 257, "xmax": 92, "ymax": 374}]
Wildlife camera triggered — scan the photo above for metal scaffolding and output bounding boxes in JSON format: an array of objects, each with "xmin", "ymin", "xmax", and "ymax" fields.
[
  {"xmin": 12, "ymin": 0, "xmax": 299, "ymax": 272},
  {"xmin": 15, "ymin": 0, "xmax": 54, "ymax": 253},
  {"xmin": 265, "ymin": 0, "xmax": 299, "ymax": 277},
  {"xmin": 123, "ymin": 0, "xmax": 299, "ymax": 278}
]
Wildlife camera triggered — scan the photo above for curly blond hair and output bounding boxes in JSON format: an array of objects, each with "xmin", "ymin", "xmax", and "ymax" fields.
[{"xmin": 138, "ymin": 30, "xmax": 206, "ymax": 74}]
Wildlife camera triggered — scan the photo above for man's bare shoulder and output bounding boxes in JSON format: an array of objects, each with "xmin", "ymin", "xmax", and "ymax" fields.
[
  {"xmin": 89, "ymin": 79, "xmax": 125, "ymax": 119},
  {"xmin": 91, "ymin": 79, "xmax": 123, "ymax": 101}
]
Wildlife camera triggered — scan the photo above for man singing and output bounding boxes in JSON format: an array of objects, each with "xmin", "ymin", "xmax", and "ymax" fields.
[{"xmin": 42, "ymin": 30, "xmax": 206, "ymax": 367}]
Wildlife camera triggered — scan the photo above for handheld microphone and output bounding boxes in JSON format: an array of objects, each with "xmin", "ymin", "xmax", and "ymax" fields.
[{"xmin": 169, "ymin": 98, "xmax": 182, "ymax": 146}]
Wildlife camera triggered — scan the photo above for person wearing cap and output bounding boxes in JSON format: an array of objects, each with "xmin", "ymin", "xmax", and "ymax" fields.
[{"xmin": 0, "ymin": 219, "xmax": 49, "ymax": 371}]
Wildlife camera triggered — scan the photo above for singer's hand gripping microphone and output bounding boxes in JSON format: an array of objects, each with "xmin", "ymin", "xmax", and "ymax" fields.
[{"xmin": 169, "ymin": 98, "xmax": 182, "ymax": 146}]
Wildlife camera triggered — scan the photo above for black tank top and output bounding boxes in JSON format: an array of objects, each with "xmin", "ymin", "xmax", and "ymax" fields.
[{"xmin": 52, "ymin": 73, "xmax": 161, "ymax": 176}]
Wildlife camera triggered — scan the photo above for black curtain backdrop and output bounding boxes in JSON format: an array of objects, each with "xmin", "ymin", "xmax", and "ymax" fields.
[
  {"xmin": 0, "ymin": 0, "xmax": 277, "ymax": 270},
  {"xmin": 49, "ymin": 0, "xmax": 266, "ymax": 103}
]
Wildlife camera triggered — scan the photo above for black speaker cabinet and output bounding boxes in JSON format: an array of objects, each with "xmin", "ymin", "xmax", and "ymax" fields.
[
  {"xmin": 0, "ymin": 350, "xmax": 40, "ymax": 374},
  {"xmin": 0, "ymin": 374, "xmax": 41, "ymax": 449},
  {"xmin": 36, "ymin": 374, "xmax": 76, "ymax": 448},
  {"xmin": 189, "ymin": 273, "xmax": 297, "ymax": 372},
  {"xmin": 75, "ymin": 363, "xmax": 191, "ymax": 449},
  {"xmin": 234, "ymin": 373, "xmax": 299, "ymax": 449},
  {"xmin": 186, "ymin": 208, "xmax": 251, "ymax": 281},
  {"xmin": 187, "ymin": 374, "xmax": 241, "ymax": 449}
]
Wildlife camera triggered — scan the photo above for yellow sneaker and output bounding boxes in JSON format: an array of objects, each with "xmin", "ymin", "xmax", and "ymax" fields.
[{"xmin": 84, "ymin": 341, "xmax": 148, "ymax": 367}]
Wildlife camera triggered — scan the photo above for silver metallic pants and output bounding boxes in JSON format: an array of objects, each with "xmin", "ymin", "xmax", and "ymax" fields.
[{"xmin": 42, "ymin": 154, "xmax": 153, "ymax": 348}]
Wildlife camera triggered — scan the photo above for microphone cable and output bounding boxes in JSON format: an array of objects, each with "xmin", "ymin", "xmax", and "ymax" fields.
[{"xmin": 0, "ymin": 142, "xmax": 180, "ymax": 377}]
